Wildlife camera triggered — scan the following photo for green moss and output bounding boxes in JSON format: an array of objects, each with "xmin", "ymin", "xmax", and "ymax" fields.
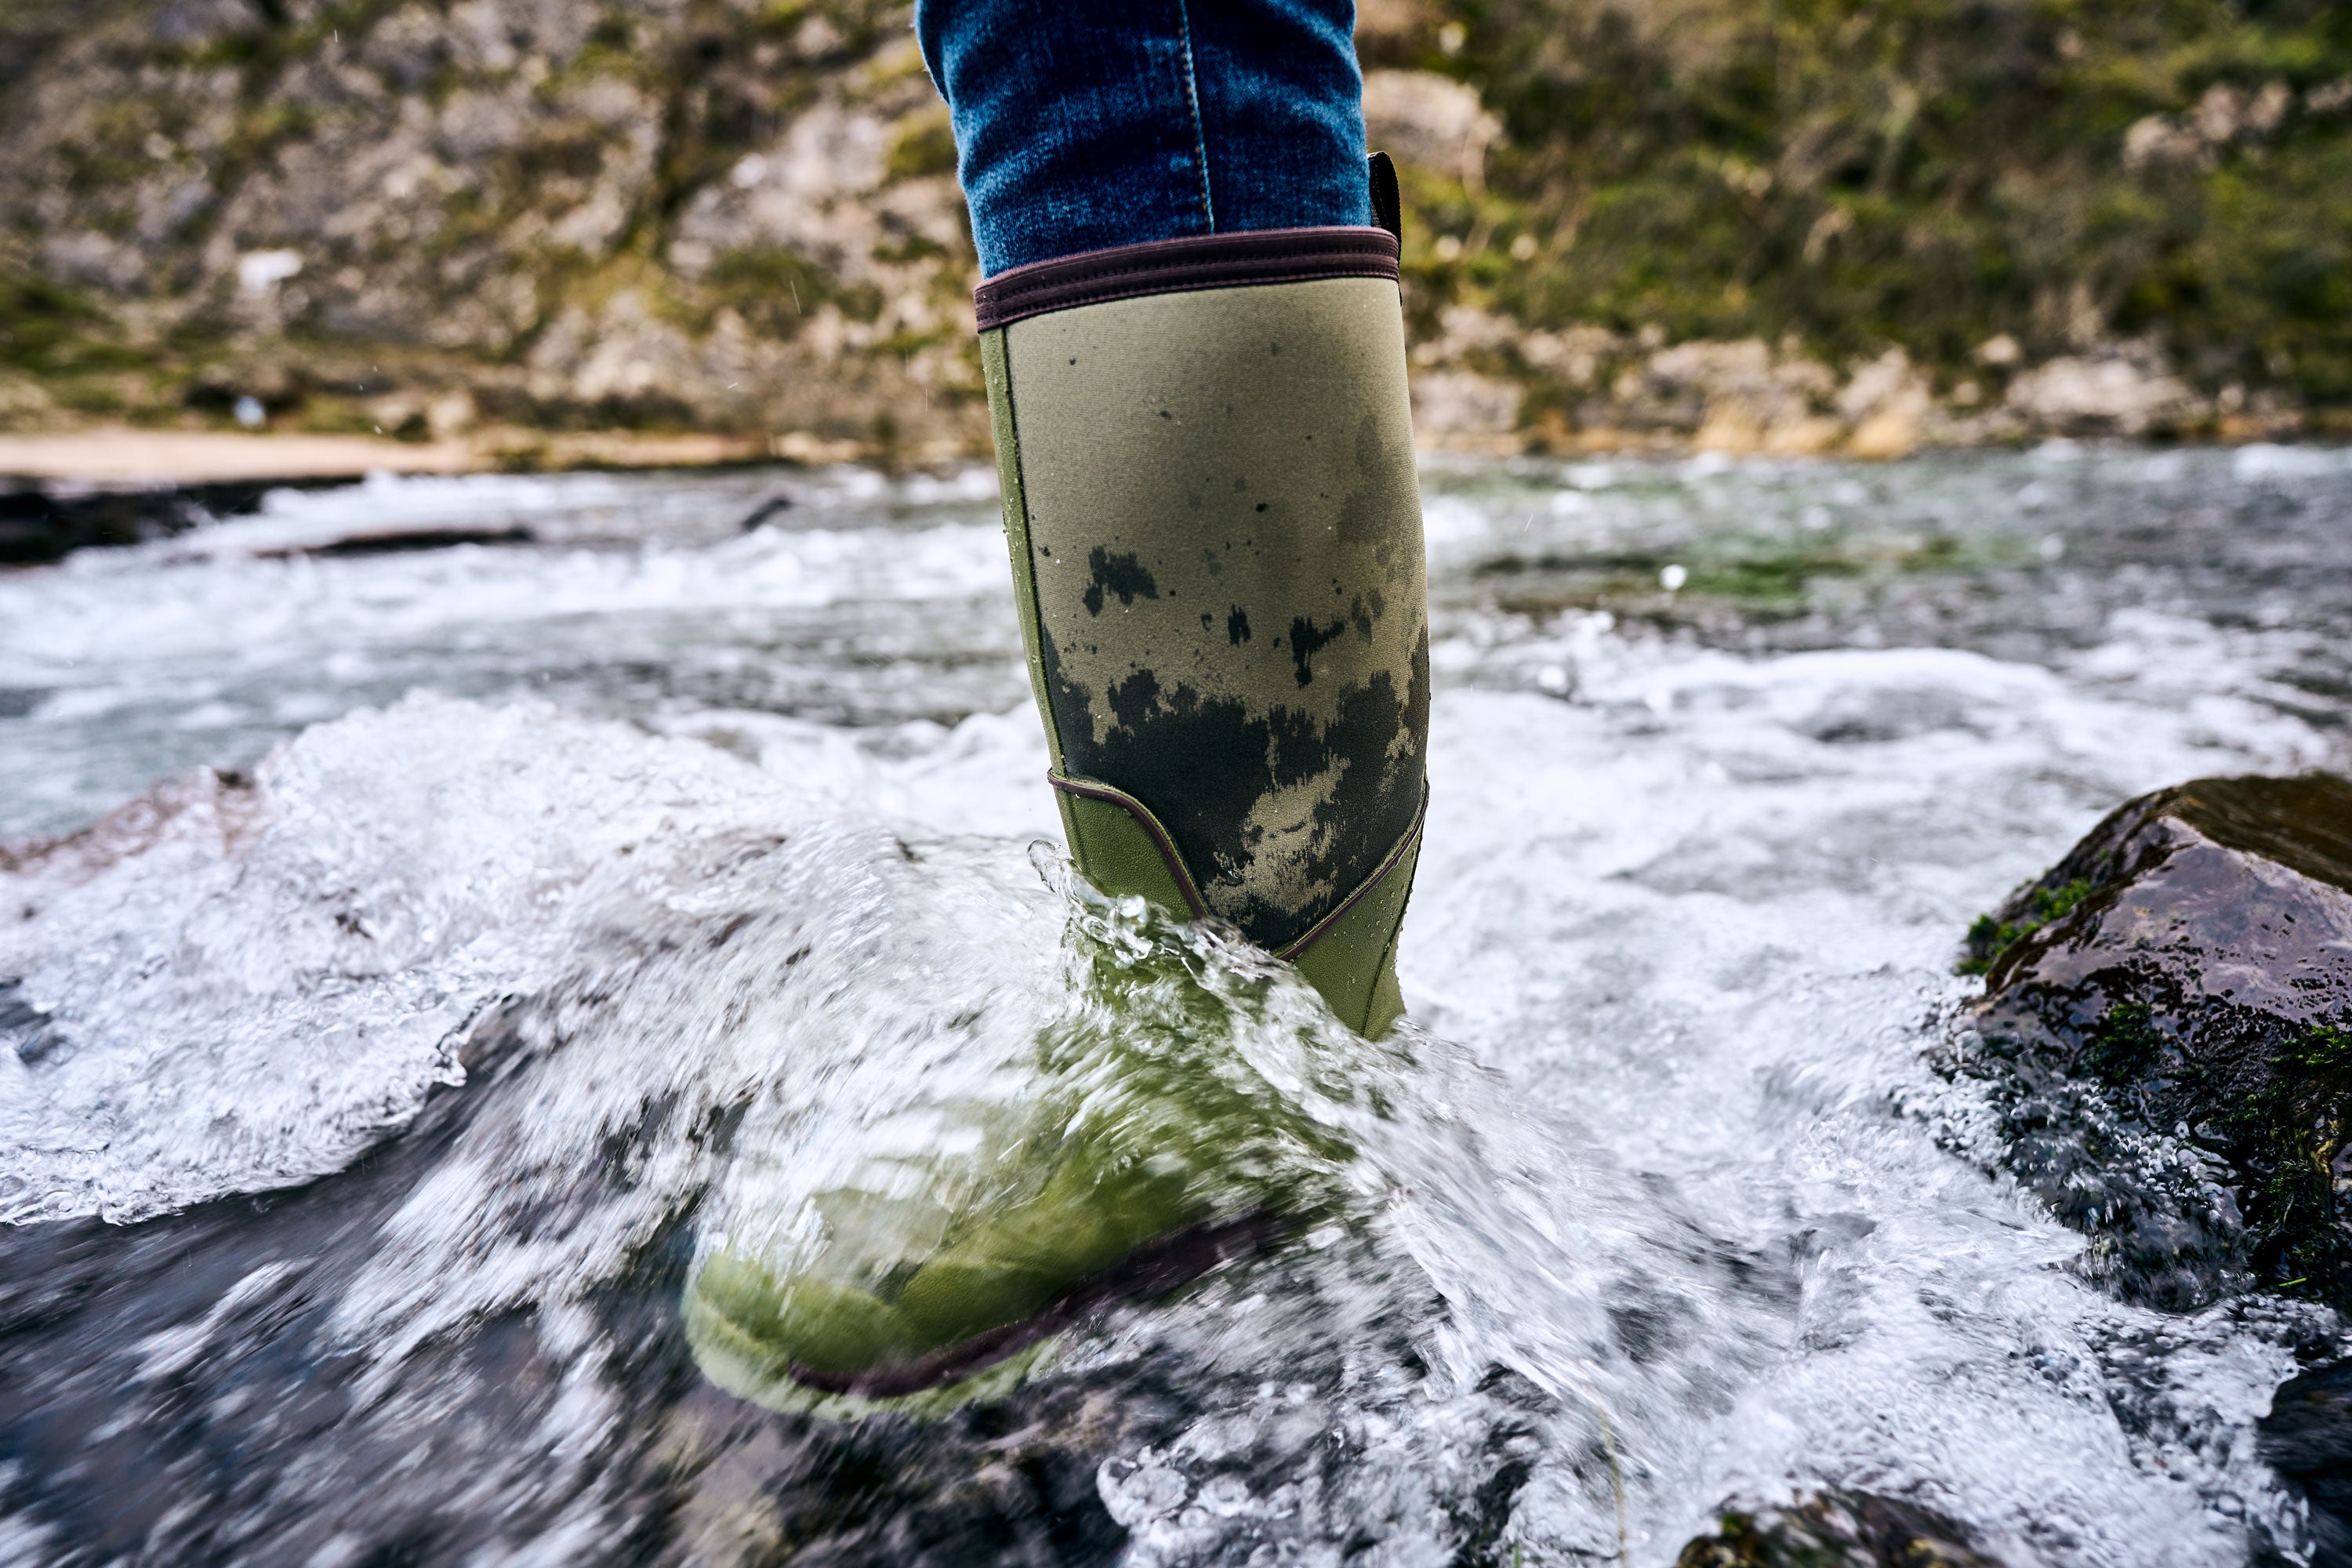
[
  {"xmin": 2053, "ymin": 1001, "xmax": 2352, "ymax": 1299},
  {"xmin": 2080, "ymin": 1000, "xmax": 2166, "ymax": 1086},
  {"xmin": 871, "ymin": 234, "xmax": 950, "ymax": 267},
  {"xmin": 2200, "ymin": 1023, "xmax": 2352, "ymax": 1296},
  {"xmin": 50, "ymin": 379, "xmax": 132, "ymax": 416},
  {"xmin": 884, "ymin": 108, "xmax": 958, "ymax": 183},
  {"xmin": 2281, "ymin": 1025, "xmax": 2352, "ymax": 1076},
  {"xmin": 703, "ymin": 246, "xmax": 830, "ymax": 336},
  {"xmin": 1472, "ymin": 528, "xmax": 1999, "ymax": 622},
  {"xmin": 1957, "ymin": 877, "xmax": 2095, "ymax": 977},
  {"xmin": 0, "ymin": 274, "xmax": 146, "ymax": 377},
  {"xmin": 746, "ymin": 0, "xmax": 811, "ymax": 37}
]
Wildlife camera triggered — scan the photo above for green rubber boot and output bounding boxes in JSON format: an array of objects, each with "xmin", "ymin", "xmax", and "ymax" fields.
[
  {"xmin": 685, "ymin": 1115, "xmax": 1271, "ymax": 1414},
  {"xmin": 684, "ymin": 191, "xmax": 1429, "ymax": 1413},
  {"xmin": 982, "ymin": 216, "xmax": 1430, "ymax": 1039}
]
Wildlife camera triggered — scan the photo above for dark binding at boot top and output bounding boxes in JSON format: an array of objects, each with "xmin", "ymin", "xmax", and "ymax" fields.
[
  {"xmin": 782, "ymin": 1210, "xmax": 1292, "ymax": 1399},
  {"xmin": 973, "ymin": 227, "xmax": 1400, "ymax": 331}
]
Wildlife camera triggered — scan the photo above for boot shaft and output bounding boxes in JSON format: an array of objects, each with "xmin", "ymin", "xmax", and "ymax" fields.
[{"xmin": 979, "ymin": 226, "xmax": 1428, "ymax": 1032}]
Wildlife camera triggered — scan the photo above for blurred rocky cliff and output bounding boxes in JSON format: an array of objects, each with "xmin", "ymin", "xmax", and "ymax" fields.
[{"xmin": 2, "ymin": 0, "xmax": 2347, "ymax": 459}]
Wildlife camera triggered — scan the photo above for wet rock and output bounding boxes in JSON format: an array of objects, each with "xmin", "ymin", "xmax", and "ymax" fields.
[
  {"xmin": 264, "ymin": 524, "xmax": 534, "ymax": 558},
  {"xmin": 1675, "ymin": 1492, "xmax": 2003, "ymax": 1567},
  {"xmin": 0, "ymin": 478, "xmax": 343, "ymax": 564},
  {"xmin": 1944, "ymin": 774, "xmax": 2352, "ymax": 1309},
  {"xmin": 2259, "ymin": 1360, "xmax": 2352, "ymax": 1568}
]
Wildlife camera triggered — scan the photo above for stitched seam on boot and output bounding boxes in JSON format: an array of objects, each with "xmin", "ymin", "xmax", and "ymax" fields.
[
  {"xmin": 1046, "ymin": 771, "xmax": 1211, "ymax": 920},
  {"xmin": 986, "ymin": 329, "xmax": 1069, "ymax": 774}
]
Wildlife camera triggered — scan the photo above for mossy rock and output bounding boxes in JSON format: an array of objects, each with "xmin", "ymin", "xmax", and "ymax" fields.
[
  {"xmin": 1675, "ymin": 1492, "xmax": 2002, "ymax": 1568},
  {"xmin": 1948, "ymin": 773, "xmax": 2352, "ymax": 1309}
]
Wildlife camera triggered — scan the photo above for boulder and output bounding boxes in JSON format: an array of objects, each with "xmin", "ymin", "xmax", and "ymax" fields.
[
  {"xmin": 1675, "ymin": 1492, "xmax": 2002, "ymax": 1567},
  {"xmin": 1410, "ymin": 368, "xmax": 1523, "ymax": 442},
  {"xmin": 1361, "ymin": 69, "xmax": 1501, "ymax": 185},
  {"xmin": 1945, "ymin": 774, "xmax": 2352, "ymax": 1308},
  {"xmin": 2002, "ymin": 353, "xmax": 2205, "ymax": 437}
]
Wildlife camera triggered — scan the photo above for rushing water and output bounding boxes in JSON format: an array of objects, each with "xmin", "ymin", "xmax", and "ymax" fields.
[{"xmin": 2, "ymin": 445, "xmax": 2350, "ymax": 1566}]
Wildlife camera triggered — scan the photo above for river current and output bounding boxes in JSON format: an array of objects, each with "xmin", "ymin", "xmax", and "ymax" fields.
[{"xmin": 2, "ymin": 445, "xmax": 2350, "ymax": 1566}]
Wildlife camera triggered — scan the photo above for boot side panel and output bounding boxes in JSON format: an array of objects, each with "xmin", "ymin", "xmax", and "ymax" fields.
[
  {"xmin": 981, "ymin": 327, "xmax": 1065, "ymax": 775},
  {"xmin": 1290, "ymin": 833, "xmax": 1419, "ymax": 1036},
  {"xmin": 1001, "ymin": 276, "xmax": 1430, "ymax": 953}
]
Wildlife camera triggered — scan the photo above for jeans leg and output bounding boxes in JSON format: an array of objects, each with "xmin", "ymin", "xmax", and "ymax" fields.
[
  {"xmin": 916, "ymin": 0, "xmax": 1369, "ymax": 275},
  {"xmin": 1185, "ymin": 0, "xmax": 1370, "ymax": 238}
]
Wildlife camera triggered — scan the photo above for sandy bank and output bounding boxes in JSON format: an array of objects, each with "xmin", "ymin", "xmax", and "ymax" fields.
[{"xmin": 0, "ymin": 429, "xmax": 862, "ymax": 488}]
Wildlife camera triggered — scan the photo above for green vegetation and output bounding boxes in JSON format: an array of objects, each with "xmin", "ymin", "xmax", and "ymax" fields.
[
  {"xmin": 884, "ymin": 106, "xmax": 959, "ymax": 182},
  {"xmin": 1379, "ymin": 0, "xmax": 2352, "ymax": 412},
  {"xmin": 0, "ymin": 274, "xmax": 143, "ymax": 378},
  {"xmin": 1970, "ymin": 992, "xmax": 2352, "ymax": 1305},
  {"xmin": 1958, "ymin": 877, "xmax": 2093, "ymax": 975},
  {"xmin": 706, "ymin": 245, "xmax": 889, "ymax": 332},
  {"xmin": 1472, "ymin": 529, "xmax": 1995, "ymax": 622},
  {"xmin": 2060, "ymin": 1001, "xmax": 2352, "ymax": 1299},
  {"xmin": 2078, "ymin": 999, "xmax": 2165, "ymax": 1085},
  {"xmin": 2202, "ymin": 1022, "xmax": 2352, "ymax": 1296}
]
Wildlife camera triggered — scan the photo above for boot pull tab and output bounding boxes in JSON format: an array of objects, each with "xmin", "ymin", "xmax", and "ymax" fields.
[{"xmin": 1367, "ymin": 151, "xmax": 1403, "ymax": 244}]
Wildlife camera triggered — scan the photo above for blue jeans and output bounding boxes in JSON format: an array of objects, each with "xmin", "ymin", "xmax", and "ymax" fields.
[{"xmin": 916, "ymin": 0, "xmax": 1370, "ymax": 277}]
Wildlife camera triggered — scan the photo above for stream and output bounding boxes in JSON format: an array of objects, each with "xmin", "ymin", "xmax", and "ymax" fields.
[{"xmin": 3, "ymin": 443, "xmax": 2350, "ymax": 1566}]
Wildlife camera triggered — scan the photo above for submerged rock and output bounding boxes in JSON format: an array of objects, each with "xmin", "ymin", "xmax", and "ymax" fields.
[
  {"xmin": 1944, "ymin": 774, "xmax": 2352, "ymax": 1308},
  {"xmin": 1675, "ymin": 1492, "xmax": 2003, "ymax": 1567},
  {"xmin": 2259, "ymin": 1361, "xmax": 2352, "ymax": 1568}
]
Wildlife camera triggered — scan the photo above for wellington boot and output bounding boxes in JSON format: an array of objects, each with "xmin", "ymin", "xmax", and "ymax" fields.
[
  {"xmin": 684, "ymin": 192, "xmax": 1430, "ymax": 1414},
  {"xmin": 683, "ymin": 1132, "xmax": 1287, "ymax": 1414},
  {"xmin": 684, "ymin": 1145, "xmax": 1232, "ymax": 1414},
  {"xmin": 978, "ymin": 213, "xmax": 1430, "ymax": 1039}
]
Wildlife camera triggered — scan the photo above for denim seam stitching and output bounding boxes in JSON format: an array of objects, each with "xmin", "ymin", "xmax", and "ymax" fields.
[{"xmin": 1172, "ymin": 0, "xmax": 1216, "ymax": 232}]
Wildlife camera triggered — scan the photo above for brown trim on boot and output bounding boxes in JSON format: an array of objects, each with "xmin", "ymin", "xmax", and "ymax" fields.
[
  {"xmin": 1047, "ymin": 770, "xmax": 1211, "ymax": 918},
  {"xmin": 974, "ymin": 227, "xmax": 1400, "ymax": 330}
]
